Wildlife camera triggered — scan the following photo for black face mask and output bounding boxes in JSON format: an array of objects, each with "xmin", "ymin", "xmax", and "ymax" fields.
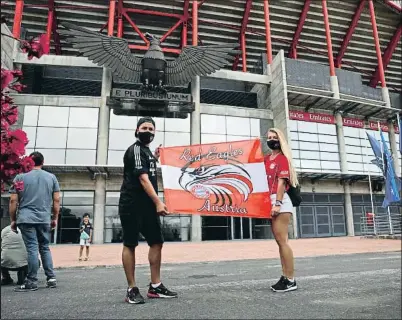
[
  {"xmin": 137, "ymin": 131, "xmax": 154, "ymax": 144},
  {"xmin": 267, "ymin": 139, "xmax": 280, "ymax": 150}
]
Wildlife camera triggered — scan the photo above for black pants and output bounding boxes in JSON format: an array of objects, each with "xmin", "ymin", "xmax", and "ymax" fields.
[{"xmin": 1, "ymin": 266, "xmax": 28, "ymax": 285}]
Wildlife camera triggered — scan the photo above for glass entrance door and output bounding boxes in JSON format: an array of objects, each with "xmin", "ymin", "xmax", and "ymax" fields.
[{"xmin": 231, "ymin": 217, "xmax": 252, "ymax": 239}]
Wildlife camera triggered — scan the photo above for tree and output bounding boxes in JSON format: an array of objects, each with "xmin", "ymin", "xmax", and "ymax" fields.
[
  {"xmin": 1, "ymin": 22, "xmax": 49, "ymax": 192},
  {"xmin": 1, "ymin": 68, "xmax": 34, "ymax": 192},
  {"xmin": 1, "ymin": 20, "xmax": 49, "ymax": 192}
]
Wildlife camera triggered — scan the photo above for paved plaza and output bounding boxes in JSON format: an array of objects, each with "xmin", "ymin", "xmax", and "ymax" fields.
[{"xmin": 1, "ymin": 238, "xmax": 401, "ymax": 319}]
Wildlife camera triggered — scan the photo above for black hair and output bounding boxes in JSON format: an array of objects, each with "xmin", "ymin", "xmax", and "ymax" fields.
[
  {"xmin": 83, "ymin": 213, "xmax": 90, "ymax": 218},
  {"xmin": 29, "ymin": 151, "xmax": 44, "ymax": 166},
  {"xmin": 135, "ymin": 117, "xmax": 155, "ymax": 137}
]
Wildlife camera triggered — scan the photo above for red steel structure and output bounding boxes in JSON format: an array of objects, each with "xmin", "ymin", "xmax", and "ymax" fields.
[{"xmin": 6, "ymin": 0, "xmax": 402, "ymax": 89}]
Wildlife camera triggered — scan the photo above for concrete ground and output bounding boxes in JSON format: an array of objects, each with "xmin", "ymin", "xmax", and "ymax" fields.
[
  {"xmin": 48, "ymin": 237, "xmax": 401, "ymax": 268},
  {"xmin": 1, "ymin": 250, "xmax": 401, "ymax": 319}
]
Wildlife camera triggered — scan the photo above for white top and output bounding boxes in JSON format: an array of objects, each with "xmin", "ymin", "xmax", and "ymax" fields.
[{"xmin": 1, "ymin": 226, "xmax": 28, "ymax": 269}]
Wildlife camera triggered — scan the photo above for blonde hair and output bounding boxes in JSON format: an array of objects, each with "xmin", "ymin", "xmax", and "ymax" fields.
[{"xmin": 268, "ymin": 128, "xmax": 299, "ymax": 187}]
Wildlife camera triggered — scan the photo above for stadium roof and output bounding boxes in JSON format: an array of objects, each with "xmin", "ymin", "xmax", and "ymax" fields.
[{"xmin": 1, "ymin": 0, "xmax": 401, "ymax": 92}]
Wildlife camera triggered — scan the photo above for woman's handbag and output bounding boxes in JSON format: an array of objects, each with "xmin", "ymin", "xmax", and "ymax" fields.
[
  {"xmin": 270, "ymin": 159, "xmax": 302, "ymax": 207},
  {"xmin": 287, "ymin": 184, "xmax": 302, "ymax": 207}
]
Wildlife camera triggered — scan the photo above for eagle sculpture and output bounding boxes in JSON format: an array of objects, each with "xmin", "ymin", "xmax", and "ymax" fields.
[
  {"xmin": 59, "ymin": 22, "xmax": 239, "ymax": 90},
  {"xmin": 178, "ymin": 163, "xmax": 254, "ymax": 206}
]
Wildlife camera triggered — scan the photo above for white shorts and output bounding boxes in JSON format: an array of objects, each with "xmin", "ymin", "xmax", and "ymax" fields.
[
  {"xmin": 79, "ymin": 239, "xmax": 91, "ymax": 246},
  {"xmin": 270, "ymin": 193, "xmax": 293, "ymax": 213}
]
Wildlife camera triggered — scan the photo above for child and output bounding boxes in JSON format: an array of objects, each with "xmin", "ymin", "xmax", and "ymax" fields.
[{"xmin": 79, "ymin": 213, "xmax": 93, "ymax": 261}]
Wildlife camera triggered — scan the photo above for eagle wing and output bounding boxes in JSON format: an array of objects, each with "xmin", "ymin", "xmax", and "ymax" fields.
[
  {"xmin": 58, "ymin": 22, "xmax": 142, "ymax": 82},
  {"xmin": 165, "ymin": 44, "xmax": 240, "ymax": 86}
]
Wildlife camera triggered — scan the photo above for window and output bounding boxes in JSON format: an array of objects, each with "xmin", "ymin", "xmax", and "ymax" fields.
[
  {"xmin": 38, "ymin": 106, "xmax": 69, "ymax": 127},
  {"xmin": 22, "ymin": 106, "xmax": 39, "ymax": 126},
  {"xmin": 200, "ymin": 116, "xmax": 262, "ymax": 149},
  {"xmin": 201, "ymin": 134, "xmax": 226, "ymax": 144},
  {"xmin": 226, "ymin": 135, "xmax": 250, "ymax": 142},
  {"xmin": 23, "ymin": 126, "xmax": 37, "ymax": 149},
  {"xmin": 202, "ymin": 216, "xmax": 231, "ymax": 241},
  {"xmin": 201, "ymin": 114, "xmax": 226, "ymax": 134},
  {"xmin": 69, "ymin": 108, "xmax": 99, "ymax": 128},
  {"xmin": 55, "ymin": 191, "xmax": 94, "ymax": 244},
  {"xmin": 67, "ymin": 128, "xmax": 97, "ymax": 149},
  {"xmin": 22, "ymin": 106, "xmax": 99, "ymax": 165},
  {"xmin": 40, "ymin": 149, "xmax": 66, "ymax": 164},
  {"xmin": 298, "ymin": 121, "xmax": 318, "ymax": 133},
  {"xmin": 226, "ymin": 116, "xmax": 250, "ymax": 136},
  {"xmin": 109, "ymin": 129, "xmax": 135, "ymax": 150},
  {"xmin": 110, "ymin": 113, "xmax": 138, "ymax": 130},
  {"xmin": 36, "ymin": 127, "xmax": 68, "ymax": 149},
  {"xmin": 165, "ymin": 117, "xmax": 190, "ymax": 133},
  {"xmin": 66, "ymin": 150, "xmax": 96, "ymax": 165},
  {"xmin": 107, "ymin": 150, "xmax": 125, "ymax": 166}
]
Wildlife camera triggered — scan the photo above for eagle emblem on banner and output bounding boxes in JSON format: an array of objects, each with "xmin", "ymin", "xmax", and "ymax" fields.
[{"xmin": 179, "ymin": 163, "xmax": 254, "ymax": 206}]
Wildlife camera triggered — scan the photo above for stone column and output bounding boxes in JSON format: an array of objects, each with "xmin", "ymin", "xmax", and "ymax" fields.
[
  {"xmin": 270, "ymin": 50, "xmax": 298, "ymax": 238},
  {"xmin": 388, "ymin": 121, "xmax": 400, "ymax": 177},
  {"xmin": 190, "ymin": 75, "xmax": 202, "ymax": 242},
  {"xmin": 93, "ymin": 68, "xmax": 112, "ymax": 244},
  {"xmin": 334, "ymin": 111, "xmax": 354, "ymax": 237}
]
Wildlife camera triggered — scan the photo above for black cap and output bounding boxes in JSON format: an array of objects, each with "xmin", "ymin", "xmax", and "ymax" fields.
[{"xmin": 135, "ymin": 117, "xmax": 155, "ymax": 137}]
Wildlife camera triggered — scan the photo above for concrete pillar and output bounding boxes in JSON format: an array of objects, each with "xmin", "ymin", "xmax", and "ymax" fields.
[
  {"xmin": 331, "ymin": 75, "xmax": 354, "ymax": 236},
  {"xmin": 270, "ymin": 50, "xmax": 298, "ymax": 238},
  {"xmin": 388, "ymin": 121, "xmax": 400, "ymax": 177},
  {"xmin": 93, "ymin": 68, "xmax": 112, "ymax": 244},
  {"xmin": 330, "ymin": 76, "xmax": 340, "ymax": 98},
  {"xmin": 96, "ymin": 68, "xmax": 112, "ymax": 164},
  {"xmin": 93, "ymin": 174, "xmax": 106, "ymax": 244},
  {"xmin": 190, "ymin": 75, "xmax": 202, "ymax": 242},
  {"xmin": 335, "ymin": 111, "xmax": 355, "ymax": 237},
  {"xmin": 381, "ymin": 87, "xmax": 391, "ymax": 108}
]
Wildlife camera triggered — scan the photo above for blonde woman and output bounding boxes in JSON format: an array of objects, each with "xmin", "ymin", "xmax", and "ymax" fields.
[{"xmin": 264, "ymin": 128, "xmax": 298, "ymax": 292}]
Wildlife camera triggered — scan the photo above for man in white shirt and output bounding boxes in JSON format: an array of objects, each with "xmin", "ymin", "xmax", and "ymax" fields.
[{"xmin": 1, "ymin": 225, "xmax": 28, "ymax": 285}]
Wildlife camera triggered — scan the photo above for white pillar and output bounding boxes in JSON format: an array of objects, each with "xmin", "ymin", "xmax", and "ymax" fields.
[
  {"xmin": 93, "ymin": 174, "xmax": 106, "ymax": 244},
  {"xmin": 96, "ymin": 68, "xmax": 112, "ymax": 164},
  {"xmin": 381, "ymin": 87, "xmax": 391, "ymax": 108},
  {"xmin": 92, "ymin": 68, "xmax": 112, "ymax": 244},
  {"xmin": 332, "ymin": 76, "xmax": 354, "ymax": 236},
  {"xmin": 190, "ymin": 75, "xmax": 202, "ymax": 242},
  {"xmin": 335, "ymin": 111, "xmax": 355, "ymax": 237}
]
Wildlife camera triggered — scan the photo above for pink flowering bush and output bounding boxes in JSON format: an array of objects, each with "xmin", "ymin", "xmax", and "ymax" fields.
[{"xmin": 1, "ymin": 68, "xmax": 34, "ymax": 192}]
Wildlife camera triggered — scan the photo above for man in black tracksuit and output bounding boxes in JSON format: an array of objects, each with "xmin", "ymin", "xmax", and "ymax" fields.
[{"xmin": 119, "ymin": 117, "xmax": 177, "ymax": 304}]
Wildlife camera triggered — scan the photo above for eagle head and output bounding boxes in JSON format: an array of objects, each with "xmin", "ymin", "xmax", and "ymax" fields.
[
  {"xmin": 144, "ymin": 32, "xmax": 160, "ymax": 44},
  {"xmin": 178, "ymin": 164, "xmax": 254, "ymax": 206}
]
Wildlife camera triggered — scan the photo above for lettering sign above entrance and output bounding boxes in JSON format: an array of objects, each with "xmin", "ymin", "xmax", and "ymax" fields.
[
  {"xmin": 289, "ymin": 110, "xmax": 399, "ymax": 133},
  {"xmin": 111, "ymin": 88, "xmax": 192, "ymax": 103}
]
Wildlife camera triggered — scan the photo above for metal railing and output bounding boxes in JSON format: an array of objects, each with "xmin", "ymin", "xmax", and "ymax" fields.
[{"xmin": 360, "ymin": 214, "xmax": 402, "ymax": 236}]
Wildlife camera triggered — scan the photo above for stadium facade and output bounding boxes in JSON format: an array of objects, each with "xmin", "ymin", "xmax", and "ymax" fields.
[{"xmin": 1, "ymin": 0, "xmax": 401, "ymax": 244}]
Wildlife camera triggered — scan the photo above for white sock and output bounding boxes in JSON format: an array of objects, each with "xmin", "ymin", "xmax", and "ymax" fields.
[
  {"xmin": 287, "ymin": 278, "xmax": 294, "ymax": 282},
  {"xmin": 151, "ymin": 282, "xmax": 161, "ymax": 288}
]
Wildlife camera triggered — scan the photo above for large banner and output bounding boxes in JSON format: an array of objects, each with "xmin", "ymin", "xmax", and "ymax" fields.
[{"xmin": 160, "ymin": 139, "xmax": 271, "ymax": 218}]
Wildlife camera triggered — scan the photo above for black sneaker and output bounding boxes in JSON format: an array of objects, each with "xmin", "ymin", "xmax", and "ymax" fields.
[
  {"xmin": 46, "ymin": 278, "xmax": 57, "ymax": 288},
  {"xmin": 270, "ymin": 275, "xmax": 285, "ymax": 291},
  {"xmin": 1, "ymin": 277, "xmax": 14, "ymax": 286},
  {"xmin": 271, "ymin": 277, "xmax": 297, "ymax": 293},
  {"xmin": 14, "ymin": 283, "xmax": 38, "ymax": 292},
  {"xmin": 126, "ymin": 287, "xmax": 145, "ymax": 304},
  {"xmin": 147, "ymin": 283, "xmax": 178, "ymax": 299}
]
